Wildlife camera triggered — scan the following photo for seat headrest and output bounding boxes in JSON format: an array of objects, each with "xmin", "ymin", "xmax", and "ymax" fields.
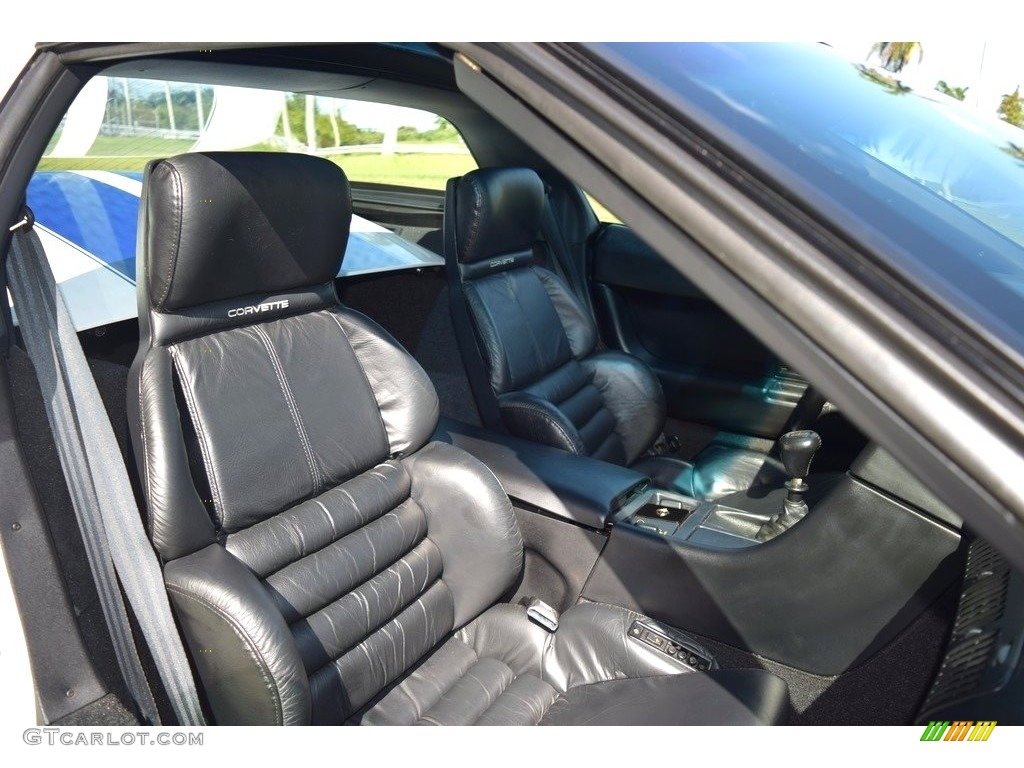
[
  {"xmin": 454, "ymin": 167, "xmax": 544, "ymax": 266},
  {"xmin": 140, "ymin": 152, "xmax": 351, "ymax": 312}
]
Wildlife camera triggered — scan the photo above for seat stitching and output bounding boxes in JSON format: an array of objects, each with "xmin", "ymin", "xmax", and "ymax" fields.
[
  {"xmin": 304, "ymin": 572, "xmax": 443, "ymax": 678},
  {"xmin": 226, "ymin": 460, "xmax": 405, "ymax": 576},
  {"xmin": 505, "ymin": 271, "xmax": 555, "ymax": 381},
  {"xmin": 462, "ymin": 175, "xmax": 485, "ymax": 263},
  {"xmin": 415, "ymin": 656, "xmax": 511, "ymax": 726},
  {"xmin": 386, "ymin": 635, "xmax": 478, "ymax": 724},
  {"xmin": 156, "ymin": 162, "xmax": 183, "ymax": 309},
  {"xmin": 137, "ymin": 357, "xmax": 152, "ymax": 537},
  {"xmin": 313, "ymin": 580, "xmax": 452, "ymax": 699},
  {"xmin": 533, "ymin": 265, "xmax": 597, "ymax": 357},
  {"xmin": 323, "ymin": 310, "xmax": 392, "ymax": 454},
  {"xmin": 464, "ymin": 282, "xmax": 514, "ymax": 393},
  {"xmin": 253, "ymin": 324, "xmax": 321, "ymax": 491},
  {"xmin": 258, "ymin": 481, "xmax": 415, "ymax": 582},
  {"xmin": 271, "ymin": 507, "xmax": 428, "ymax": 622},
  {"xmin": 292, "ymin": 536, "xmax": 438, "ymax": 645},
  {"xmin": 166, "ymin": 586, "xmax": 284, "ymax": 725},
  {"xmin": 168, "ymin": 346, "xmax": 225, "ymax": 524},
  {"xmin": 477, "ymin": 673, "xmax": 557, "ymax": 725},
  {"xmin": 466, "ymin": 661, "xmax": 515, "ymax": 725}
]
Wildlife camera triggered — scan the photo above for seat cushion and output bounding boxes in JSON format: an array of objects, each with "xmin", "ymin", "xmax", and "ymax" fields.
[
  {"xmin": 634, "ymin": 445, "xmax": 787, "ymax": 500},
  {"xmin": 357, "ymin": 601, "xmax": 707, "ymax": 725},
  {"xmin": 540, "ymin": 669, "xmax": 790, "ymax": 726}
]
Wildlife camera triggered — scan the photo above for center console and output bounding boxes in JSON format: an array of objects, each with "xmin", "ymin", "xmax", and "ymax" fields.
[
  {"xmin": 617, "ymin": 489, "xmax": 773, "ymax": 548},
  {"xmin": 435, "ymin": 418, "xmax": 964, "ymax": 676},
  {"xmin": 618, "ymin": 428, "xmax": 827, "ymax": 548}
]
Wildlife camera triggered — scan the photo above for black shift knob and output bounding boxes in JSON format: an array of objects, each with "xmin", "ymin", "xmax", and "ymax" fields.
[{"xmin": 779, "ymin": 430, "xmax": 822, "ymax": 480}]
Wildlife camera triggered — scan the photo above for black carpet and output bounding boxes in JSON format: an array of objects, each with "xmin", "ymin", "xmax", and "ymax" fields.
[
  {"xmin": 691, "ymin": 585, "xmax": 958, "ymax": 725},
  {"xmin": 6, "ymin": 348, "xmax": 135, "ymax": 717}
]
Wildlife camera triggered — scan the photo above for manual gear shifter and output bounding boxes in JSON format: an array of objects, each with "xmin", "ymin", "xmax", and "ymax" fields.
[
  {"xmin": 779, "ymin": 429, "xmax": 822, "ymax": 506},
  {"xmin": 758, "ymin": 430, "xmax": 822, "ymax": 541}
]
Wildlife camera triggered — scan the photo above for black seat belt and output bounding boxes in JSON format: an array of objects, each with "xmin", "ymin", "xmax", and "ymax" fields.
[
  {"xmin": 6, "ymin": 211, "xmax": 205, "ymax": 726},
  {"xmin": 540, "ymin": 184, "xmax": 607, "ymax": 352},
  {"xmin": 539, "ymin": 186, "xmax": 589, "ymax": 306},
  {"xmin": 443, "ymin": 180, "xmax": 506, "ymax": 431}
]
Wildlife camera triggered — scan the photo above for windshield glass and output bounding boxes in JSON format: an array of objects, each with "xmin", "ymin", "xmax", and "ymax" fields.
[{"xmin": 600, "ymin": 43, "xmax": 1024, "ymax": 350}]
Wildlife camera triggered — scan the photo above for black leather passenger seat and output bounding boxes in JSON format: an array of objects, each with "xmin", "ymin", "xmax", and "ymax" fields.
[
  {"xmin": 127, "ymin": 151, "xmax": 788, "ymax": 725},
  {"xmin": 444, "ymin": 168, "xmax": 787, "ymax": 500}
]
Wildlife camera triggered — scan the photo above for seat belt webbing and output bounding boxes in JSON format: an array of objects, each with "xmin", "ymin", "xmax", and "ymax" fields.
[
  {"xmin": 540, "ymin": 190, "xmax": 590, "ymax": 313},
  {"xmin": 7, "ymin": 220, "xmax": 205, "ymax": 726}
]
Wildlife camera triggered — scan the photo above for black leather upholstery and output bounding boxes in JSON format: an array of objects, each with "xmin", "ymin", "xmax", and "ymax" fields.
[
  {"xmin": 634, "ymin": 445, "xmax": 786, "ymax": 501},
  {"xmin": 434, "ymin": 417, "xmax": 648, "ymax": 530},
  {"xmin": 128, "ymin": 151, "xmax": 788, "ymax": 726},
  {"xmin": 142, "ymin": 152, "xmax": 350, "ymax": 312},
  {"xmin": 454, "ymin": 167, "xmax": 544, "ymax": 269},
  {"xmin": 541, "ymin": 668, "xmax": 790, "ymax": 726},
  {"xmin": 445, "ymin": 167, "xmax": 783, "ymax": 500}
]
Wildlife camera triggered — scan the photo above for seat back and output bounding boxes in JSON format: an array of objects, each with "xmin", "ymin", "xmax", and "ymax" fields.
[
  {"xmin": 444, "ymin": 167, "xmax": 665, "ymax": 465},
  {"xmin": 128, "ymin": 152, "xmax": 522, "ymax": 724}
]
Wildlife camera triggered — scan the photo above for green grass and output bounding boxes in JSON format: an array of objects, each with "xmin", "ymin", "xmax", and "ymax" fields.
[
  {"xmin": 36, "ymin": 135, "xmax": 622, "ymax": 224},
  {"xmin": 86, "ymin": 135, "xmax": 196, "ymax": 157},
  {"xmin": 38, "ymin": 155, "xmax": 153, "ymax": 171},
  {"xmin": 38, "ymin": 137, "xmax": 477, "ymax": 192},
  {"xmin": 38, "ymin": 134, "xmax": 198, "ymax": 171},
  {"xmin": 325, "ymin": 152, "xmax": 476, "ymax": 190}
]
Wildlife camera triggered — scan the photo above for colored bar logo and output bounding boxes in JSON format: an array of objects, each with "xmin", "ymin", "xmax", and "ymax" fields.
[{"xmin": 920, "ymin": 721, "xmax": 997, "ymax": 741}]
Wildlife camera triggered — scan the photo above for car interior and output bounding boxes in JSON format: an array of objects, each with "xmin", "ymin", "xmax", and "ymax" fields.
[{"xmin": 2, "ymin": 43, "xmax": 1021, "ymax": 727}]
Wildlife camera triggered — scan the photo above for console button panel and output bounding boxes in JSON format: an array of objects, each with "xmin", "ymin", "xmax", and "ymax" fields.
[{"xmin": 629, "ymin": 619, "xmax": 716, "ymax": 671}]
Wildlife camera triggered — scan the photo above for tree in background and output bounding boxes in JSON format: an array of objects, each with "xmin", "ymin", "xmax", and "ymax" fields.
[
  {"xmin": 997, "ymin": 87, "xmax": 1024, "ymax": 128},
  {"xmin": 935, "ymin": 80, "xmax": 969, "ymax": 101},
  {"xmin": 870, "ymin": 42, "xmax": 923, "ymax": 73},
  {"xmin": 856, "ymin": 65, "xmax": 912, "ymax": 96},
  {"xmin": 1003, "ymin": 142, "xmax": 1024, "ymax": 163},
  {"xmin": 282, "ymin": 95, "xmax": 382, "ymax": 148},
  {"xmin": 104, "ymin": 80, "xmax": 212, "ymax": 132},
  {"xmin": 396, "ymin": 117, "xmax": 461, "ymax": 144}
]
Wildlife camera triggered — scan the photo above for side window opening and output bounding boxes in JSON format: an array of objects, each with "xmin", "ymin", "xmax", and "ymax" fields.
[
  {"xmin": 29, "ymin": 76, "xmax": 478, "ymax": 331},
  {"xmin": 584, "ymin": 192, "xmax": 621, "ymax": 224}
]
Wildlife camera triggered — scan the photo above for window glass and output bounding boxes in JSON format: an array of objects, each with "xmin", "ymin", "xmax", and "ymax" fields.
[
  {"xmin": 28, "ymin": 76, "xmax": 473, "ymax": 330},
  {"xmin": 584, "ymin": 193, "xmax": 621, "ymax": 224},
  {"xmin": 602, "ymin": 43, "xmax": 1024, "ymax": 350}
]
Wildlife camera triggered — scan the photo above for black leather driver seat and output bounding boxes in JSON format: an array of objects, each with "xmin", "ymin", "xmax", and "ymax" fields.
[
  {"xmin": 444, "ymin": 168, "xmax": 786, "ymax": 500},
  {"xmin": 127, "ymin": 151, "xmax": 788, "ymax": 726}
]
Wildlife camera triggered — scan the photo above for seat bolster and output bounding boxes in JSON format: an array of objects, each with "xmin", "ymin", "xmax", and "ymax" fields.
[
  {"xmin": 539, "ymin": 669, "xmax": 790, "ymax": 726},
  {"xmin": 164, "ymin": 544, "xmax": 311, "ymax": 726},
  {"xmin": 498, "ymin": 391, "xmax": 587, "ymax": 456},
  {"xmin": 131, "ymin": 348, "xmax": 216, "ymax": 560},
  {"xmin": 582, "ymin": 350, "xmax": 666, "ymax": 465},
  {"xmin": 331, "ymin": 307, "xmax": 440, "ymax": 457},
  {"xmin": 405, "ymin": 442, "xmax": 523, "ymax": 626},
  {"xmin": 532, "ymin": 266, "xmax": 598, "ymax": 358}
]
